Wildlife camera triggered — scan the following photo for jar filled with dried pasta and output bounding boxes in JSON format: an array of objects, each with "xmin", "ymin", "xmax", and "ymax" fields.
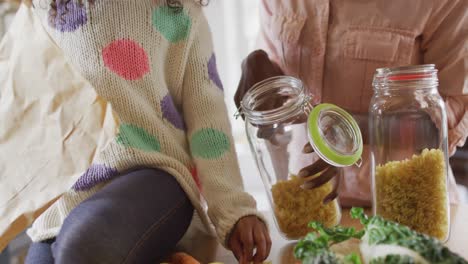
[
  {"xmin": 369, "ymin": 65, "xmax": 450, "ymax": 241},
  {"xmin": 239, "ymin": 76, "xmax": 363, "ymax": 240}
]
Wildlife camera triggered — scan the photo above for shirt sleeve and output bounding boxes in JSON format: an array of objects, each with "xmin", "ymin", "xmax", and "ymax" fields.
[
  {"xmin": 255, "ymin": 0, "xmax": 282, "ymax": 66},
  {"xmin": 422, "ymin": 0, "xmax": 468, "ymax": 155},
  {"xmin": 181, "ymin": 11, "xmax": 266, "ymax": 247}
]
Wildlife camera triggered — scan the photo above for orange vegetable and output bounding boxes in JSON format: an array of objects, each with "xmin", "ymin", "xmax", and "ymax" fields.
[{"xmin": 168, "ymin": 252, "xmax": 200, "ymax": 264}]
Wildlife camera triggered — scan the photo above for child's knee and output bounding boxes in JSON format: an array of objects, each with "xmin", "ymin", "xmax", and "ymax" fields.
[
  {"xmin": 52, "ymin": 203, "xmax": 121, "ymax": 263},
  {"xmin": 52, "ymin": 220, "xmax": 122, "ymax": 264},
  {"xmin": 25, "ymin": 241, "xmax": 54, "ymax": 264}
]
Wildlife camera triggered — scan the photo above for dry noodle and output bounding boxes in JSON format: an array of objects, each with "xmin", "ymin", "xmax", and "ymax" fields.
[
  {"xmin": 375, "ymin": 148, "xmax": 448, "ymax": 240},
  {"xmin": 271, "ymin": 176, "xmax": 340, "ymax": 239}
]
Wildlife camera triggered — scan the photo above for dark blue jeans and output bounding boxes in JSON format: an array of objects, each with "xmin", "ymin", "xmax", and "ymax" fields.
[
  {"xmin": 0, "ymin": 247, "xmax": 10, "ymax": 264},
  {"xmin": 25, "ymin": 169, "xmax": 194, "ymax": 264}
]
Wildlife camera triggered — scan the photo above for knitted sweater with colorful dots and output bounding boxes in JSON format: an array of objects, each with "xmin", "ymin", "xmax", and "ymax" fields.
[{"xmin": 28, "ymin": 0, "xmax": 262, "ymax": 246}]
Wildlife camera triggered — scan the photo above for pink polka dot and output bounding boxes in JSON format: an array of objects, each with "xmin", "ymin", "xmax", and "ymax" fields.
[
  {"xmin": 102, "ymin": 39, "xmax": 150, "ymax": 80},
  {"xmin": 190, "ymin": 166, "xmax": 202, "ymax": 191}
]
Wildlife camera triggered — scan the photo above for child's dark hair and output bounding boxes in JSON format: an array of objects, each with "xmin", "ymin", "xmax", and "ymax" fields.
[{"xmin": 50, "ymin": 0, "xmax": 208, "ymax": 20}]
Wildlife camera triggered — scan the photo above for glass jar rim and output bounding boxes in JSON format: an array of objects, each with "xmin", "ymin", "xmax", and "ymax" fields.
[
  {"xmin": 373, "ymin": 64, "xmax": 438, "ymax": 90},
  {"xmin": 240, "ymin": 76, "xmax": 311, "ymax": 125}
]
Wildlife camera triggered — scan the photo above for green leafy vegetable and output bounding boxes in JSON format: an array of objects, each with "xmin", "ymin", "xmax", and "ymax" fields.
[
  {"xmin": 294, "ymin": 221, "xmax": 363, "ymax": 264},
  {"xmin": 309, "ymin": 222, "xmax": 365, "ymax": 244},
  {"xmin": 368, "ymin": 255, "xmax": 415, "ymax": 264},
  {"xmin": 351, "ymin": 207, "xmax": 468, "ymax": 264},
  {"xmin": 294, "ymin": 233, "xmax": 341, "ymax": 264},
  {"xmin": 294, "ymin": 208, "xmax": 467, "ymax": 264},
  {"xmin": 343, "ymin": 253, "xmax": 362, "ymax": 264}
]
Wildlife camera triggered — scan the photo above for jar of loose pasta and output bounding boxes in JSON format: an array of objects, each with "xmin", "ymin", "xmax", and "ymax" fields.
[
  {"xmin": 369, "ymin": 65, "xmax": 450, "ymax": 241},
  {"xmin": 239, "ymin": 76, "xmax": 363, "ymax": 240}
]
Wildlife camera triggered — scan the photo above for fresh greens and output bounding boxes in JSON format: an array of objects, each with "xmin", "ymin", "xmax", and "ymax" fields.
[
  {"xmin": 368, "ymin": 255, "xmax": 415, "ymax": 264},
  {"xmin": 293, "ymin": 208, "xmax": 468, "ymax": 264},
  {"xmin": 351, "ymin": 208, "xmax": 467, "ymax": 264},
  {"xmin": 293, "ymin": 232, "xmax": 340, "ymax": 264},
  {"xmin": 294, "ymin": 221, "xmax": 363, "ymax": 264},
  {"xmin": 343, "ymin": 253, "xmax": 363, "ymax": 264}
]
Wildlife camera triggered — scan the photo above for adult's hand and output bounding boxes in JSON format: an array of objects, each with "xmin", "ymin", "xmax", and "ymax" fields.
[
  {"xmin": 298, "ymin": 143, "xmax": 340, "ymax": 204},
  {"xmin": 235, "ymin": 49, "xmax": 288, "ymax": 144},
  {"xmin": 298, "ymin": 112, "xmax": 368, "ymax": 203},
  {"xmin": 234, "ymin": 49, "xmax": 284, "ymax": 113}
]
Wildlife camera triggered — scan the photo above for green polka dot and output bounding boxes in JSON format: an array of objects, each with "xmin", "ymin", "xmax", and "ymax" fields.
[
  {"xmin": 116, "ymin": 124, "xmax": 161, "ymax": 152},
  {"xmin": 152, "ymin": 6, "xmax": 191, "ymax": 43},
  {"xmin": 191, "ymin": 128, "xmax": 230, "ymax": 159}
]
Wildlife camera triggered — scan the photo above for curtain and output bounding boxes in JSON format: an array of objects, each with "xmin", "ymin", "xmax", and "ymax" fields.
[{"xmin": 0, "ymin": 1, "xmax": 20, "ymax": 37}]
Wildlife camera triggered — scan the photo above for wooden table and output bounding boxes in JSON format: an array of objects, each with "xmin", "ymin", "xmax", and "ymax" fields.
[{"xmin": 177, "ymin": 204, "xmax": 468, "ymax": 263}]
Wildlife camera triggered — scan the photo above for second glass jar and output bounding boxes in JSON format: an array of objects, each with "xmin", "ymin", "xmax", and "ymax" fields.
[{"xmin": 369, "ymin": 65, "xmax": 450, "ymax": 241}]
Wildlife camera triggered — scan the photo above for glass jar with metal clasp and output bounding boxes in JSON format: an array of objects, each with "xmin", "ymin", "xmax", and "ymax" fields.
[
  {"xmin": 369, "ymin": 64, "xmax": 450, "ymax": 241},
  {"xmin": 237, "ymin": 76, "xmax": 363, "ymax": 240}
]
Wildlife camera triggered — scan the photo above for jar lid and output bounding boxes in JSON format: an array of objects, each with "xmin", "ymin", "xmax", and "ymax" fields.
[{"xmin": 307, "ymin": 104, "xmax": 363, "ymax": 167}]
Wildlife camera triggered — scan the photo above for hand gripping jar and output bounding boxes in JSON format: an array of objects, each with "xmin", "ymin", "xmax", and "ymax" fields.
[
  {"xmin": 369, "ymin": 65, "xmax": 450, "ymax": 241},
  {"xmin": 239, "ymin": 76, "xmax": 363, "ymax": 240}
]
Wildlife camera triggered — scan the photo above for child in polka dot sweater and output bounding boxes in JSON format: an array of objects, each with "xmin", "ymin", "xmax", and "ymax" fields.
[{"xmin": 24, "ymin": 0, "xmax": 270, "ymax": 263}]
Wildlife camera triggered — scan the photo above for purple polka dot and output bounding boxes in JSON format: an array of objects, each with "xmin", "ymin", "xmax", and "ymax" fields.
[
  {"xmin": 161, "ymin": 94, "xmax": 185, "ymax": 130},
  {"xmin": 72, "ymin": 164, "xmax": 119, "ymax": 191},
  {"xmin": 208, "ymin": 54, "xmax": 223, "ymax": 91},
  {"xmin": 48, "ymin": 1, "xmax": 87, "ymax": 32}
]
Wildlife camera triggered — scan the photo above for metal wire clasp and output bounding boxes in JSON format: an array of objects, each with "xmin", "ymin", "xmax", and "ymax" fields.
[
  {"xmin": 302, "ymin": 95, "xmax": 314, "ymax": 113},
  {"xmin": 234, "ymin": 104, "xmax": 243, "ymax": 120},
  {"xmin": 355, "ymin": 157, "xmax": 363, "ymax": 168}
]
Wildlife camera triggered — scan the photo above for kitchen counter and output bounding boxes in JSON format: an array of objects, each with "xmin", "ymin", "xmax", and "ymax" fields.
[{"xmin": 177, "ymin": 204, "xmax": 468, "ymax": 263}]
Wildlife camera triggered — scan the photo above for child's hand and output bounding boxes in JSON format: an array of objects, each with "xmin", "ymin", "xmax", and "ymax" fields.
[{"xmin": 228, "ymin": 215, "xmax": 271, "ymax": 264}]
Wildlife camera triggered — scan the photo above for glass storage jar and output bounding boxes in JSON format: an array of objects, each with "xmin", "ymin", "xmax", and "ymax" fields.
[
  {"xmin": 369, "ymin": 65, "xmax": 450, "ymax": 241},
  {"xmin": 240, "ymin": 76, "xmax": 363, "ymax": 240}
]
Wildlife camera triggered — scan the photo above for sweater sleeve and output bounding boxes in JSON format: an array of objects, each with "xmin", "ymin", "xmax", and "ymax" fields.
[
  {"xmin": 422, "ymin": 0, "xmax": 468, "ymax": 155},
  {"xmin": 181, "ymin": 11, "xmax": 266, "ymax": 247}
]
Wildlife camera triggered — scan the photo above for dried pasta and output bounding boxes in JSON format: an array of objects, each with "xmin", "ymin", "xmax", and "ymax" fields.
[
  {"xmin": 271, "ymin": 176, "xmax": 340, "ymax": 239},
  {"xmin": 375, "ymin": 148, "xmax": 449, "ymax": 240}
]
